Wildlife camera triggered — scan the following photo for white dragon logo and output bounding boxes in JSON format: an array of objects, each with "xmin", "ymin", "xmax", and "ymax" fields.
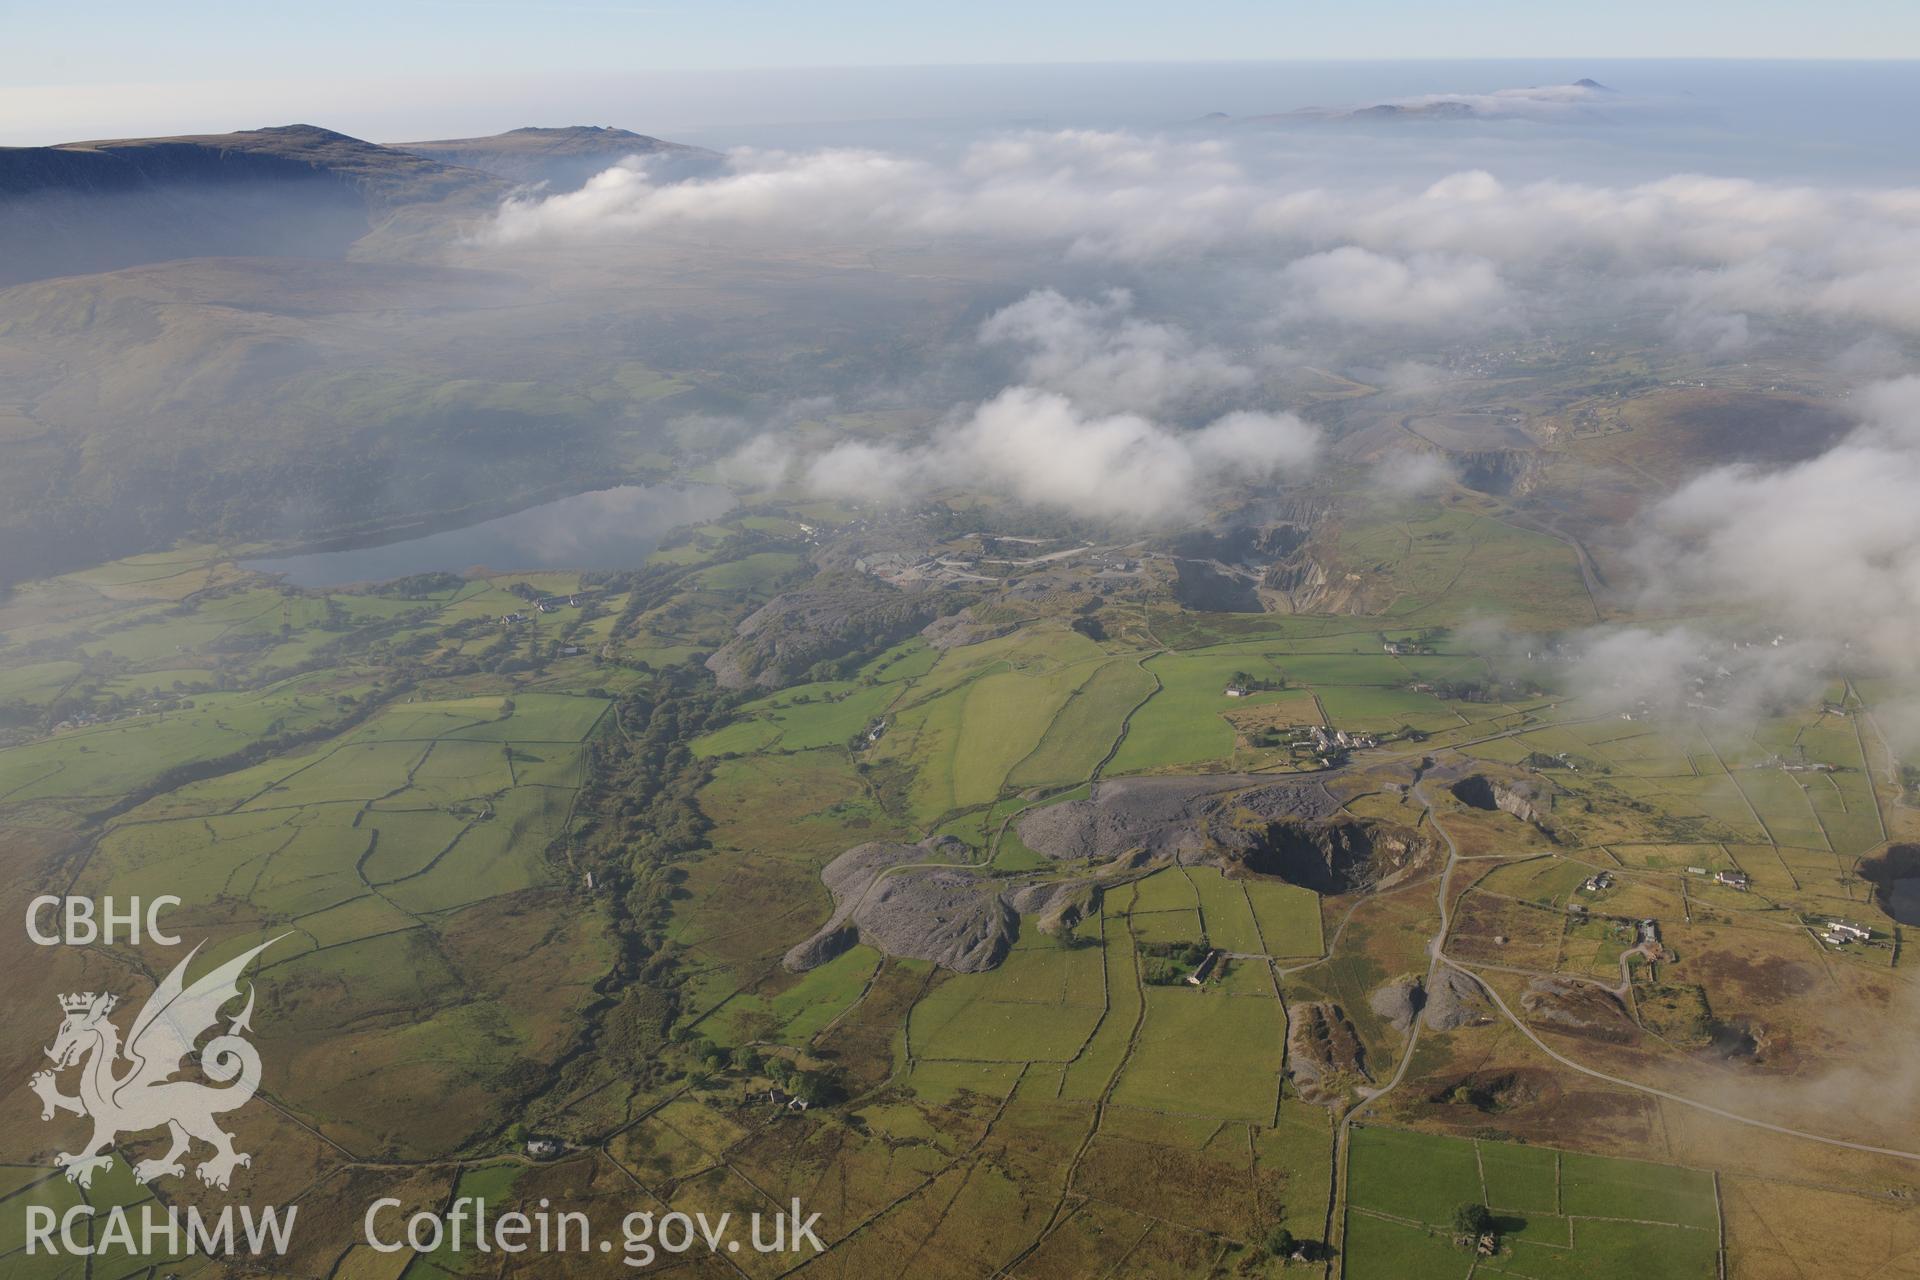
[{"xmin": 29, "ymin": 936, "xmax": 283, "ymax": 1191}]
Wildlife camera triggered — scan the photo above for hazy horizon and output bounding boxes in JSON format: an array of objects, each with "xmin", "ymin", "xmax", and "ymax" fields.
[
  {"xmin": 8, "ymin": 57, "xmax": 1920, "ymax": 185},
  {"xmin": 8, "ymin": 26, "xmax": 1920, "ymax": 1277}
]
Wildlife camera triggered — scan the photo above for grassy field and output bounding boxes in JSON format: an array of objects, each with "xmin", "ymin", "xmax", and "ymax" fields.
[
  {"xmin": 3, "ymin": 485, "xmax": 1910, "ymax": 1280},
  {"xmin": 908, "ymin": 936, "xmax": 1107, "ymax": 1062},
  {"xmin": 1343, "ymin": 1127, "xmax": 1722, "ymax": 1279},
  {"xmin": 1110, "ymin": 987, "xmax": 1283, "ymax": 1123},
  {"xmin": 1243, "ymin": 877, "xmax": 1326, "ymax": 958},
  {"xmin": 1107, "ymin": 648, "xmax": 1289, "ymax": 773},
  {"xmin": 1006, "ymin": 656, "xmax": 1156, "ymax": 787}
]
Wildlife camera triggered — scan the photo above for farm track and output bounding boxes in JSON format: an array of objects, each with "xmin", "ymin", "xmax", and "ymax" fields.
[
  {"xmin": 1424, "ymin": 771, "xmax": 1920, "ymax": 1162},
  {"xmin": 1327, "ymin": 757, "xmax": 1920, "ymax": 1277}
]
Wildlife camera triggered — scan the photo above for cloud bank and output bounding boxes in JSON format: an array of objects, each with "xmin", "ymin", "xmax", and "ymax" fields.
[
  {"xmin": 484, "ymin": 131, "xmax": 1920, "ymax": 335},
  {"xmin": 1634, "ymin": 376, "xmax": 1920, "ymax": 681},
  {"xmin": 739, "ymin": 389, "xmax": 1316, "ymax": 524},
  {"xmin": 976, "ymin": 288, "xmax": 1255, "ymax": 415}
]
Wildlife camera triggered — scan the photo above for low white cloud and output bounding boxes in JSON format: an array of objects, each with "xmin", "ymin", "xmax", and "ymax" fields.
[
  {"xmin": 713, "ymin": 433, "xmax": 796, "ymax": 490},
  {"xmin": 1661, "ymin": 304, "xmax": 1752, "ymax": 356},
  {"xmin": 488, "ymin": 148, "xmax": 930, "ymax": 245},
  {"xmin": 1277, "ymin": 247, "xmax": 1510, "ymax": 328},
  {"xmin": 1627, "ymin": 377, "xmax": 1920, "ymax": 730},
  {"xmin": 1371, "ymin": 450, "xmax": 1458, "ymax": 496},
  {"xmin": 482, "ymin": 131, "xmax": 1920, "ymax": 338},
  {"xmin": 1558, "ymin": 625, "xmax": 1829, "ymax": 724},
  {"xmin": 978, "ymin": 289, "xmax": 1254, "ymax": 415},
  {"xmin": 728, "ymin": 388, "xmax": 1317, "ymax": 524},
  {"xmin": 1379, "ymin": 360, "xmax": 1449, "ymax": 394}
]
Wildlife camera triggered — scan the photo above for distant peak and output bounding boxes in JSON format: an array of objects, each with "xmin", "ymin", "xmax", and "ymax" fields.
[
  {"xmin": 1572, "ymin": 78, "xmax": 1614, "ymax": 92},
  {"xmin": 250, "ymin": 124, "xmax": 359, "ymax": 141},
  {"xmin": 504, "ymin": 125, "xmax": 644, "ymax": 139}
]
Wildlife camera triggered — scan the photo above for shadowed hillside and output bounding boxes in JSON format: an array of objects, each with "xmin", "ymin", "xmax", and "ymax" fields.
[{"xmin": 0, "ymin": 124, "xmax": 504, "ymax": 286}]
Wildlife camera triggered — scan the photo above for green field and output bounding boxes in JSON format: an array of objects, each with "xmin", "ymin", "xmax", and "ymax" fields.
[
  {"xmin": 0, "ymin": 472, "xmax": 1898, "ymax": 1280},
  {"xmin": 1110, "ymin": 987, "xmax": 1283, "ymax": 1123},
  {"xmin": 1107, "ymin": 648, "xmax": 1288, "ymax": 773},
  {"xmin": 1344, "ymin": 1128, "xmax": 1721, "ymax": 1279}
]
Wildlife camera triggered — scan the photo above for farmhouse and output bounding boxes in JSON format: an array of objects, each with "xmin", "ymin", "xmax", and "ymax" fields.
[
  {"xmin": 1582, "ymin": 871, "xmax": 1614, "ymax": 893},
  {"xmin": 1825, "ymin": 920, "xmax": 1871, "ymax": 944},
  {"xmin": 1714, "ymin": 870, "xmax": 1751, "ymax": 891}
]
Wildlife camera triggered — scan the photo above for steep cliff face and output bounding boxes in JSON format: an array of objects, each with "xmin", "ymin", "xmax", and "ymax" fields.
[
  {"xmin": 1261, "ymin": 552, "xmax": 1334, "ymax": 611},
  {"xmin": 1450, "ymin": 773, "xmax": 1547, "ymax": 825},
  {"xmin": 1209, "ymin": 814, "xmax": 1438, "ymax": 894},
  {"xmin": 1155, "ymin": 508, "xmax": 1379, "ymax": 616},
  {"xmin": 1452, "ymin": 448, "xmax": 1547, "ymax": 497}
]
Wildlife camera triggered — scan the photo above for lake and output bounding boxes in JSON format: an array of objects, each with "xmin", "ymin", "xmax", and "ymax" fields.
[
  {"xmin": 245, "ymin": 484, "xmax": 734, "ymax": 587},
  {"xmin": 1887, "ymin": 878, "xmax": 1920, "ymax": 928}
]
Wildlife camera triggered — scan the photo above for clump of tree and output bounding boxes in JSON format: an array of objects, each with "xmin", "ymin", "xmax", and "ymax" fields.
[
  {"xmin": 1452, "ymin": 1202, "xmax": 1494, "ymax": 1247},
  {"xmin": 1139, "ymin": 940, "xmax": 1211, "ymax": 985}
]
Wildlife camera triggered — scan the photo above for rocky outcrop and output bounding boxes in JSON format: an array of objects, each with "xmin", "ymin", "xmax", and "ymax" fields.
[
  {"xmin": 705, "ymin": 576, "xmax": 945, "ymax": 689},
  {"xmin": 919, "ymin": 606, "xmax": 1019, "ymax": 650},
  {"xmin": 1449, "ymin": 773, "xmax": 1547, "ymax": 825},
  {"xmin": 1369, "ymin": 978, "xmax": 1425, "ymax": 1034},
  {"xmin": 1422, "ymin": 969, "xmax": 1493, "ymax": 1031},
  {"xmin": 783, "ymin": 836, "xmax": 1015, "ymax": 973},
  {"xmin": 784, "ymin": 837, "xmax": 1108, "ymax": 975},
  {"xmin": 1013, "ymin": 775, "xmax": 1343, "ymax": 864},
  {"xmin": 1012, "ymin": 773, "xmax": 1430, "ymax": 894},
  {"xmin": 1006, "ymin": 880, "xmax": 1098, "ymax": 936},
  {"xmin": 1013, "ymin": 776, "xmax": 1256, "ymax": 863}
]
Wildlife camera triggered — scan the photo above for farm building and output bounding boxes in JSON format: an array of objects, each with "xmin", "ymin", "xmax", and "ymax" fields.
[{"xmin": 1186, "ymin": 949, "xmax": 1219, "ymax": 985}]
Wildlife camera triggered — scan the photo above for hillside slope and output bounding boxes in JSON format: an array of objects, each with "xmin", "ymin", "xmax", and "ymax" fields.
[
  {"xmin": 389, "ymin": 125, "xmax": 719, "ymax": 190},
  {"xmin": 0, "ymin": 124, "xmax": 503, "ymax": 286}
]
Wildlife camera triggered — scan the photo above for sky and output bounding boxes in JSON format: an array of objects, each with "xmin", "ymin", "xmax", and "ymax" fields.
[{"xmin": 4, "ymin": 0, "xmax": 1920, "ymax": 144}]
